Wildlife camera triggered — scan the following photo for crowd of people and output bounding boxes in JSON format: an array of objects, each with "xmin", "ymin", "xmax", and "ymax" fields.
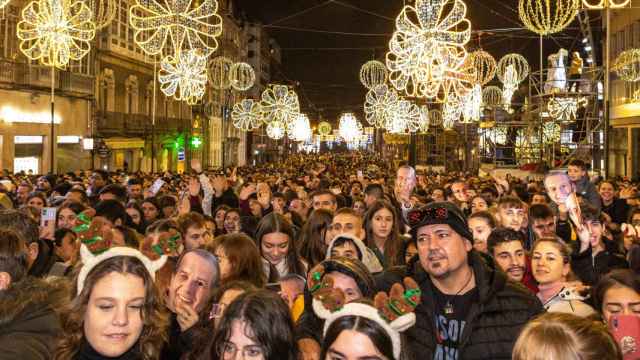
[{"xmin": 0, "ymin": 152, "xmax": 638, "ymax": 360}]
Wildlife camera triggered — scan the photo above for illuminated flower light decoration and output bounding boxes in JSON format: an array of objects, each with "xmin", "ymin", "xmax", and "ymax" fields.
[
  {"xmin": 613, "ymin": 49, "xmax": 640, "ymax": 82},
  {"xmin": 443, "ymin": 99, "xmax": 462, "ymax": 129},
  {"xmin": 260, "ymin": 85, "xmax": 300, "ymax": 127},
  {"xmin": 542, "ymin": 121, "xmax": 561, "ymax": 143},
  {"xmin": 88, "ymin": 0, "xmax": 117, "ymax": 29},
  {"xmin": 462, "ymin": 84, "xmax": 482, "ymax": 123},
  {"xmin": 364, "ymin": 84, "xmax": 399, "ymax": 128},
  {"xmin": 482, "ymin": 86, "xmax": 503, "ymax": 109},
  {"xmin": 159, "ymin": 50, "xmax": 207, "ymax": 104},
  {"xmin": 547, "ymin": 96, "xmax": 588, "ymax": 123},
  {"xmin": 17, "ymin": 0, "xmax": 96, "ymax": 69},
  {"xmin": 582, "ymin": 0, "xmax": 630, "ymax": 8},
  {"xmin": 359, "ymin": 60, "xmax": 388, "ymax": 90},
  {"xmin": 385, "ymin": 99, "xmax": 421, "ymax": 134},
  {"xmin": 338, "ymin": 113, "xmax": 363, "ymax": 143},
  {"xmin": 518, "ymin": 0, "xmax": 580, "ymax": 36},
  {"xmin": 231, "ymin": 99, "xmax": 262, "ymax": 131},
  {"xmin": 229, "ymin": 62, "xmax": 255, "ymax": 91},
  {"xmin": 418, "ymin": 105, "xmax": 430, "ymax": 133},
  {"xmin": 470, "ymin": 50, "xmax": 497, "ymax": 86},
  {"xmin": 266, "ymin": 120, "xmax": 286, "ymax": 140},
  {"xmin": 386, "ymin": 0, "xmax": 472, "ymax": 99},
  {"xmin": 209, "ymin": 56, "xmax": 233, "ymax": 90},
  {"xmin": 289, "ymin": 113, "xmax": 312, "ymax": 142},
  {"xmin": 129, "ymin": 0, "xmax": 223, "ymax": 57},
  {"xmin": 429, "ymin": 109, "xmax": 443, "ymax": 127}
]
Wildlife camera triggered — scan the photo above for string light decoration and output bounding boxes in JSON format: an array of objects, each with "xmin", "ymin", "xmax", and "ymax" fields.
[
  {"xmin": 386, "ymin": 0, "xmax": 471, "ymax": 98},
  {"xmin": 443, "ymin": 100, "xmax": 462, "ymax": 129},
  {"xmin": 260, "ymin": 84, "xmax": 300, "ymax": 125},
  {"xmin": 88, "ymin": 0, "xmax": 116, "ymax": 29},
  {"xmin": 515, "ymin": 127, "xmax": 540, "ymax": 161},
  {"xmin": 338, "ymin": 113, "xmax": 363, "ymax": 143},
  {"xmin": 430, "ymin": 109, "xmax": 443, "ymax": 127},
  {"xmin": 289, "ymin": 113, "xmax": 312, "ymax": 142},
  {"xmin": 482, "ymin": 86, "xmax": 503, "ymax": 108},
  {"xmin": 582, "ymin": 0, "xmax": 630, "ymax": 9},
  {"xmin": 547, "ymin": 96, "xmax": 588, "ymax": 123},
  {"xmin": 364, "ymin": 84, "xmax": 399, "ymax": 128},
  {"xmin": 229, "ymin": 62, "xmax": 255, "ymax": 91},
  {"xmin": 231, "ymin": 99, "xmax": 262, "ymax": 131},
  {"xmin": 542, "ymin": 121, "xmax": 561, "ymax": 143},
  {"xmin": 318, "ymin": 121, "xmax": 332, "ymax": 136},
  {"xmin": 518, "ymin": 0, "xmax": 580, "ymax": 36},
  {"xmin": 159, "ymin": 50, "xmax": 207, "ymax": 104},
  {"xmin": 129, "ymin": 0, "xmax": 223, "ymax": 57},
  {"xmin": 613, "ymin": 49, "xmax": 640, "ymax": 82},
  {"xmin": 633, "ymin": 88, "xmax": 640, "ymax": 103},
  {"xmin": 17, "ymin": 0, "xmax": 96, "ymax": 69},
  {"xmin": 462, "ymin": 84, "xmax": 482, "ymax": 123},
  {"xmin": 359, "ymin": 60, "xmax": 388, "ymax": 89},
  {"xmin": 434, "ymin": 53, "xmax": 476, "ymax": 103},
  {"xmin": 470, "ymin": 50, "xmax": 497, "ymax": 86},
  {"xmin": 497, "ymin": 54, "xmax": 529, "ymax": 84},
  {"xmin": 266, "ymin": 120, "xmax": 286, "ymax": 140},
  {"xmin": 385, "ymin": 99, "xmax": 421, "ymax": 134},
  {"xmin": 209, "ymin": 56, "xmax": 233, "ymax": 90},
  {"xmin": 502, "ymin": 64, "xmax": 518, "ymax": 110},
  {"xmin": 418, "ymin": 105, "xmax": 430, "ymax": 133}
]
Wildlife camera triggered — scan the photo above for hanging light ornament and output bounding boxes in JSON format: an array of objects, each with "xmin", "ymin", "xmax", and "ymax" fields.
[
  {"xmin": 129, "ymin": 0, "xmax": 223, "ymax": 57},
  {"xmin": 17, "ymin": 0, "xmax": 96, "ymax": 69},
  {"xmin": 338, "ymin": 113, "xmax": 363, "ymax": 143},
  {"xmin": 502, "ymin": 64, "xmax": 519, "ymax": 111},
  {"xmin": 386, "ymin": 99, "xmax": 421, "ymax": 134},
  {"xmin": 430, "ymin": 109, "xmax": 443, "ymax": 127},
  {"xmin": 418, "ymin": 105, "xmax": 430, "ymax": 133},
  {"xmin": 159, "ymin": 50, "xmax": 208, "ymax": 104},
  {"xmin": 470, "ymin": 50, "xmax": 497, "ymax": 86},
  {"xmin": 364, "ymin": 84, "xmax": 399, "ymax": 128},
  {"xmin": 231, "ymin": 99, "xmax": 262, "ymax": 131},
  {"xmin": 443, "ymin": 100, "xmax": 462, "ymax": 129},
  {"xmin": 266, "ymin": 120, "xmax": 286, "ymax": 140},
  {"xmin": 260, "ymin": 84, "xmax": 300, "ymax": 126},
  {"xmin": 229, "ymin": 62, "xmax": 255, "ymax": 91},
  {"xmin": 482, "ymin": 86, "xmax": 503, "ymax": 109},
  {"xmin": 542, "ymin": 121, "xmax": 561, "ymax": 143},
  {"xmin": 289, "ymin": 113, "xmax": 312, "ymax": 142},
  {"xmin": 209, "ymin": 56, "xmax": 233, "ymax": 90},
  {"xmin": 318, "ymin": 121, "xmax": 332, "ymax": 136},
  {"xmin": 359, "ymin": 60, "xmax": 388, "ymax": 89},
  {"xmin": 613, "ymin": 49, "xmax": 640, "ymax": 82},
  {"xmin": 386, "ymin": 0, "xmax": 471, "ymax": 98},
  {"xmin": 547, "ymin": 96, "xmax": 588, "ymax": 123},
  {"xmin": 582, "ymin": 0, "xmax": 630, "ymax": 9},
  {"xmin": 462, "ymin": 84, "xmax": 482, "ymax": 123},
  {"xmin": 518, "ymin": 0, "xmax": 580, "ymax": 36},
  {"xmin": 87, "ymin": 0, "xmax": 116, "ymax": 29},
  {"xmin": 497, "ymin": 54, "xmax": 529, "ymax": 84}
]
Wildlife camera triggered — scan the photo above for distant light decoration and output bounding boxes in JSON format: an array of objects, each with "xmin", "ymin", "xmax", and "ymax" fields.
[
  {"xmin": 515, "ymin": 127, "xmax": 540, "ymax": 161},
  {"xmin": 338, "ymin": 113, "xmax": 363, "ymax": 142},
  {"xmin": 542, "ymin": 121, "xmax": 561, "ymax": 143},
  {"xmin": 260, "ymin": 84, "xmax": 300, "ymax": 125},
  {"xmin": 482, "ymin": 86, "xmax": 503, "ymax": 108},
  {"xmin": 634, "ymin": 88, "xmax": 640, "ymax": 103},
  {"xmin": 129, "ymin": 0, "xmax": 223, "ymax": 57},
  {"xmin": 386, "ymin": 0, "xmax": 471, "ymax": 98},
  {"xmin": 88, "ymin": 0, "xmax": 117, "ymax": 29},
  {"xmin": 480, "ymin": 127, "xmax": 507, "ymax": 146},
  {"xmin": 0, "ymin": 0, "xmax": 9, "ymax": 9},
  {"xmin": 462, "ymin": 84, "xmax": 482, "ymax": 123},
  {"xmin": 209, "ymin": 56, "xmax": 233, "ymax": 90},
  {"xmin": 613, "ymin": 49, "xmax": 640, "ymax": 82},
  {"xmin": 418, "ymin": 105, "xmax": 430, "ymax": 132},
  {"xmin": 190, "ymin": 136, "xmax": 202, "ymax": 148},
  {"xmin": 582, "ymin": 0, "xmax": 630, "ymax": 9},
  {"xmin": 318, "ymin": 121, "xmax": 332, "ymax": 136},
  {"xmin": 430, "ymin": 109, "xmax": 443, "ymax": 127},
  {"xmin": 386, "ymin": 99, "xmax": 421, "ymax": 134},
  {"xmin": 289, "ymin": 113, "xmax": 312, "ymax": 142},
  {"xmin": 17, "ymin": 0, "xmax": 96, "ymax": 69},
  {"xmin": 518, "ymin": 0, "xmax": 580, "ymax": 36},
  {"xmin": 502, "ymin": 64, "xmax": 518, "ymax": 110},
  {"xmin": 231, "ymin": 99, "xmax": 262, "ymax": 131},
  {"xmin": 266, "ymin": 120, "xmax": 286, "ymax": 140},
  {"xmin": 364, "ymin": 84, "xmax": 399, "ymax": 128},
  {"xmin": 159, "ymin": 50, "xmax": 207, "ymax": 104},
  {"xmin": 547, "ymin": 96, "xmax": 588, "ymax": 123},
  {"xmin": 229, "ymin": 62, "xmax": 255, "ymax": 91},
  {"xmin": 470, "ymin": 50, "xmax": 497, "ymax": 86},
  {"xmin": 443, "ymin": 100, "xmax": 462, "ymax": 129},
  {"xmin": 359, "ymin": 60, "xmax": 388, "ymax": 89},
  {"xmin": 497, "ymin": 54, "xmax": 529, "ymax": 84}
]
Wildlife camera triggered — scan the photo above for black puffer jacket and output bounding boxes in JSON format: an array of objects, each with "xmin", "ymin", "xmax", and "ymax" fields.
[{"xmin": 376, "ymin": 252, "xmax": 544, "ymax": 360}]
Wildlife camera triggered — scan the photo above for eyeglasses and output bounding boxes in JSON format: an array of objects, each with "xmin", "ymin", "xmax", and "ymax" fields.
[{"xmin": 217, "ymin": 342, "xmax": 264, "ymax": 359}]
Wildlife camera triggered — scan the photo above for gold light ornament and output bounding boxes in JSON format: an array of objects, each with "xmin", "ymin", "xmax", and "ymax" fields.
[
  {"xmin": 158, "ymin": 50, "xmax": 207, "ymax": 104},
  {"xmin": 229, "ymin": 62, "xmax": 255, "ymax": 91},
  {"xmin": 386, "ymin": 0, "xmax": 471, "ymax": 98},
  {"xmin": 17, "ymin": 0, "xmax": 96, "ymax": 69},
  {"xmin": 462, "ymin": 84, "xmax": 482, "ymax": 123},
  {"xmin": 289, "ymin": 113, "xmax": 312, "ymax": 142},
  {"xmin": 260, "ymin": 85, "xmax": 300, "ymax": 125},
  {"xmin": 497, "ymin": 54, "xmax": 529, "ymax": 84},
  {"xmin": 470, "ymin": 50, "xmax": 497, "ymax": 86},
  {"xmin": 418, "ymin": 105, "xmax": 430, "ymax": 133},
  {"xmin": 502, "ymin": 64, "xmax": 518, "ymax": 110},
  {"xmin": 359, "ymin": 60, "xmax": 388, "ymax": 89},
  {"xmin": 582, "ymin": 0, "xmax": 630, "ymax": 8},
  {"xmin": 633, "ymin": 88, "xmax": 640, "ymax": 103},
  {"xmin": 547, "ymin": 96, "xmax": 588, "ymax": 123},
  {"xmin": 482, "ymin": 86, "xmax": 503, "ymax": 108},
  {"xmin": 338, "ymin": 113, "xmax": 363, "ymax": 143},
  {"xmin": 318, "ymin": 121, "xmax": 332, "ymax": 136},
  {"xmin": 518, "ymin": 0, "xmax": 580, "ymax": 36},
  {"xmin": 129, "ymin": 0, "xmax": 223, "ymax": 57},
  {"xmin": 266, "ymin": 120, "xmax": 286, "ymax": 140},
  {"xmin": 231, "ymin": 99, "xmax": 262, "ymax": 131},
  {"xmin": 364, "ymin": 84, "xmax": 399, "ymax": 128},
  {"xmin": 542, "ymin": 121, "xmax": 561, "ymax": 143},
  {"xmin": 430, "ymin": 109, "xmax": 443, "ymax": 127},
  {"xmin": 88, "ymin": 0, "xmax": 116, "ymax": 29},
  {"xmin": 613, "ymin": 49, "xmax": 640, "ymax": 82},
  {"xmin": 385, "ymin": 99, "xmax": 421, "ymax": 134},
  {"xmin": 515, "ymin": 127, "xmax": 540, "ymax": 161},
  {"xmin": 443, "ymin": 100, "xmax": 462, "ymax": 129},
  {"xmin": 209, "ymin": 56, "xmax": 233, "ymax": 90}
]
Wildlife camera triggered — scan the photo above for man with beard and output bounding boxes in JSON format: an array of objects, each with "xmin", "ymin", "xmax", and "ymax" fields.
[{"xmin": 487, "ymin": 227, "xmax": 538, "ymax": 293}]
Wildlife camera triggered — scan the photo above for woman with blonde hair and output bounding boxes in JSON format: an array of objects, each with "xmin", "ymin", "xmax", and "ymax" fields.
[{"xmin": 513, "ymin": 312, "xmax": 622, "ymax": 360}]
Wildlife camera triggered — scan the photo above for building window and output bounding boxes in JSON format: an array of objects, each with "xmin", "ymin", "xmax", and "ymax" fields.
[
  {"xmin": 100, "ymin": 68, "xmax": 115, "ymax": 112},
  {"xmin": 125, "ymin": 75, "xmax": 139, "ymax": 114}
]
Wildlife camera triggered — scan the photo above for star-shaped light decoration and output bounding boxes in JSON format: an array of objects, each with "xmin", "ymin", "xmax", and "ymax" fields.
[
  {"xmin": 260, "ymin": 84, "xmax": 300, "ymax": 126},
  {"xmin": 17, "ymin": 0, "xmax": 96, "ymax": 69},
  {"xmin": 158, "ymin": 50, "xmax": 207, "ymax": 104},
  {"xmin": 385, "ymin": 99, "xmax": 421, "ymax": 134},
  {"xmin": 364, "ymin": 84, "xmax": 399, "ymax": 128},
  {"xmin": 129, "ymin": 0, "xmax": 223, "ymax": 57},
  {"xmin": 547, "ymin": 96, "xmax": 588, "ymax": 123},
  {"xmin": 231, "ymin": 99, "xmax": 262, "ymax": 131},
  {"xmin": 386, "ymin": 0, "xmax": 471, "ymax": 99}
]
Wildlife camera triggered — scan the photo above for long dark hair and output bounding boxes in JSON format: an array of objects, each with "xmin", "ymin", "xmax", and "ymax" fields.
[
  {"xmin": 593, "ymin": 269, "xmax": 640, "ymax": 314},
  {"xmin": 208, "ymin": 233, "xmax": 266, "ymax": 287},
  {"xmin": 298, "ymin": 208, "xmax": 333, "ymax": 267},
  {"xmin": 255, "ymin": 212, "xmax": 306, "ymax": 277},
  {"xmin": 363, "ymin": 200, "xmax": 402, "ymax": 267},
  {"xmin": 205, "ymin": 290, "xmax": 297, "ymax": 360},
  {"xmin": 321, "ymin": 315, "xmax": 395, "ymax": 360}
]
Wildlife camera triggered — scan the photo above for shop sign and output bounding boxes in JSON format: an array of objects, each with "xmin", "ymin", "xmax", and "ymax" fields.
[{"xmin": 177, "ymin": 148, "xmax": 185, "ymax": 161}]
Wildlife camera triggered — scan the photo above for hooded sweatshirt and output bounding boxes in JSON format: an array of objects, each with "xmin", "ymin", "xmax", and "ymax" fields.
[{"xmin": 325, "ymin": 234, "xmax": 383, "ymax": 273}]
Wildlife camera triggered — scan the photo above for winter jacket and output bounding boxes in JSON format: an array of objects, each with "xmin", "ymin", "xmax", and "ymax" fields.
[
  {"xmin": 0, "ymin": 276, "xmax": 69, "ymax": 360},
  {"xmin": 540, "ymin": 286, "xmax": 596, "ymax": 317},
  {"xmin": 571, "ymin": 242, "xmax": 628, "ymax": 286},
  {"xmin": 160, "ymin": 313, "xmax": 195, "ymax": 360},
  {"xmin": 574, "ymin": 176, "xmax": 601, "ymax": 211},
  {"xmin": 376, "ymin": 251, "xmax": 544, "ymax": 360},
  {"xmin": 28, "ymin": 239, "xmax": 58, "ymax": 278}
]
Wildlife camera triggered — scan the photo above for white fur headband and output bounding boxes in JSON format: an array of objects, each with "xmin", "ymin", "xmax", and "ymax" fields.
[{"xmin": 77, "ymin": 244, "xmax": 167, "ymax": 295}]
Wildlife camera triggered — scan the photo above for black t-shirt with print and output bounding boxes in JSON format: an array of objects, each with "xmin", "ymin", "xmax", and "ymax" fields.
[{"xmin": 432, "ymin": 285, "xmax": 479, "ymax": 360}]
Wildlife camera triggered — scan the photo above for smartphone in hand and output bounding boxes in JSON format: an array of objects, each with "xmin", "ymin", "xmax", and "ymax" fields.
[
  {"xmin": 40, "ymin": 207, "xmax": 57, "ymax": 240},
  {"xmin": 608, "ymin": 314, "xmax": 640, "ymax": 359}
]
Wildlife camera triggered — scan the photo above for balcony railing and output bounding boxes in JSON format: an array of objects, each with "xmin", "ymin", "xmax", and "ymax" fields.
[
  {"xmin": 0, "ymin": 59, "xmax": 94, "ymax": 97},
  {"xmin": 95, "ymin": 111, "xmax": 192, "ymax": 137}
]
